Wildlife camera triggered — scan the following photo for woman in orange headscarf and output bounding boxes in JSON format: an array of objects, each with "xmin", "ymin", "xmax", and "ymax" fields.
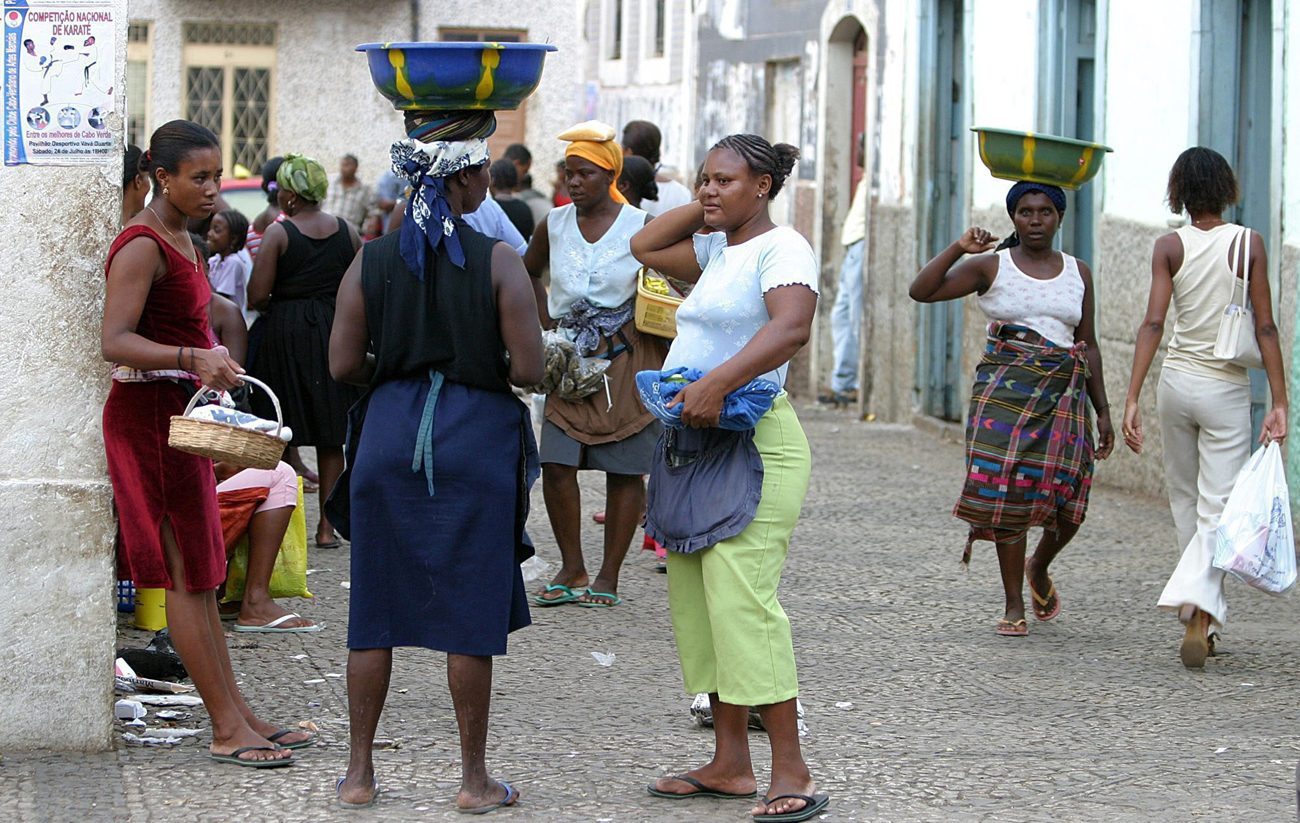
[{"xmin": 522, "ymin": 121, "xmax": 666, "ymax": 609}]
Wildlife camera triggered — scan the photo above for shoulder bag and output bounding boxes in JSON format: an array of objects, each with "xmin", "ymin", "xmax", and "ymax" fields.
[{"xmin": 1212, "ymin": 226, "xmax": 1264, "ymax": 370}]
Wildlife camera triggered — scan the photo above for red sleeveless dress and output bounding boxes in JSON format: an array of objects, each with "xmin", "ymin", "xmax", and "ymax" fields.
[{"xmin": 102, "ymin": 225, "xmax": 226, "ymax": 592}]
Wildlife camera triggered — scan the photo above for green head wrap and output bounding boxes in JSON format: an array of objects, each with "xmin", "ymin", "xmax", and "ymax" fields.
[{"xmin": 276, "ymin": 153, "xmax": 328, "ymax": 203}]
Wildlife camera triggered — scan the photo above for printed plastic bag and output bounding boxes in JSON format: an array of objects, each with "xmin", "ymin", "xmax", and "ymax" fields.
[
  {"xmin": 1212, "ymin": 442, "xmax": 1296, "ymax": 594},
  {"xmin": 223, "ymin": 478, "xmax": 312, "ymax": 601}
]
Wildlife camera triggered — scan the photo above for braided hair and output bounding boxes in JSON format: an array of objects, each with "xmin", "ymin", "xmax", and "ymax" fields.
[
  {"xmin": 141, "ymin": 120, "xmax": 219, "ymax": 195},
  {"xmin": 710, "ymin": 134, "xmax": 799, "ymax": 198}
]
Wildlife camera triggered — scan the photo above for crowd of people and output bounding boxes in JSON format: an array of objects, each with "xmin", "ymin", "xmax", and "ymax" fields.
[{"xmin": 102, "ymin": 111, "xmax": 1284, "ymax": 820}]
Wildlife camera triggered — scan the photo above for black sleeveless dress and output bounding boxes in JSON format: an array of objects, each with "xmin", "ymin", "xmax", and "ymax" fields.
[
  {"xmin": 338, "ymin": 224, "xmax": 535, "ymax": 655},
  {"xmin": 247, "ymin": 217, "xmax": 361, "ymax": 447}
]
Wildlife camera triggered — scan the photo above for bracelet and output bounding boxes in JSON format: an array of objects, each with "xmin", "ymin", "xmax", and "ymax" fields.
[
  {"xmin": 1095, "ymin": 402, "xmax": 1110, "ymax": 413},
  {"xmin": 188, "ymin": 347, "xmax": 196, "ymax": 372},
  {"xmin": 176, "ymin": 346, "xmax": 184, "ymax": 370}
]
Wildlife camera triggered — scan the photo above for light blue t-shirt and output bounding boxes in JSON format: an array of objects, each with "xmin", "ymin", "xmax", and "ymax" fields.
[
  {"xmin": 663, "ymin": 227, "xmax": 819, "ymax": 388},
  {"xmin": 464, "ymin": 195, "xmax": 528, "ymax": 256}
]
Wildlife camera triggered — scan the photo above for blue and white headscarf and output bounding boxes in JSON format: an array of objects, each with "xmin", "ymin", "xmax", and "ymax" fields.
[{"xmin": 391, "ymin": 137, "xmax": 490, "ymax": 278}]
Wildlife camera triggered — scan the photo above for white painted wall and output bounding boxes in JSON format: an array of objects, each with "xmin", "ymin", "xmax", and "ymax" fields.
[
  {"xmin": 1100, "ymin": 0, "xmax": 1196, "ymax": 227},
  {"xmin": 968, "ymin": 0, "xmax": 1038, "ymax": 210},
  {"xmin": 876, "ymin": 0, "xmax": 915, "ymax": 206}
]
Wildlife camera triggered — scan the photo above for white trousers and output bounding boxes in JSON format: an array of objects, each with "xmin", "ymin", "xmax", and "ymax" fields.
[{"xmin": 1155, "ymin": 368, "xmax": 1252, "ymax": 627}]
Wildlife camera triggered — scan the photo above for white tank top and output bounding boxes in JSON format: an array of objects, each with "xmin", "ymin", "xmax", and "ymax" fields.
[
  {"xmin": 1163, "ymin": 223, "xmax": 1251, "ymax": 386},
  {"xmin": 545, "ymin": 203, "xmax": 646, "ymax": 319},
  {"xmin": 977, "ymin": 249, "xmax": 1084, "ymax": 346}
]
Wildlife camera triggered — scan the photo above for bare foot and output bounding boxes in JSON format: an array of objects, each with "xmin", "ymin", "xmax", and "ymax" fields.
[
  {"xmin": 456, "ymin": 779, "xmax": 518, "ymax": 812},
  {"xmin": 652, "ymin": 764, "xmax": 756, "ymax": 797},
  {"xmin": 753, "ymin": 776, "xmax": 817, "ymax": 817},
  {"xmin": 537, "ymin": 571, "xmax": 589, "ymax": 602},
  {"xmin": 338, "ymin": 768, "xmax": 378, "ymax": 806},
  {"xmin": 576, "ymin": 576, "xmax": 620, "ymax": 606},
  {"xmin": 210, "ymin": 726, "xmax": 292, "ymax": 763},
  {"xmin": 235, "ymin": 601, "xmax": 316, "ymax": 631}
]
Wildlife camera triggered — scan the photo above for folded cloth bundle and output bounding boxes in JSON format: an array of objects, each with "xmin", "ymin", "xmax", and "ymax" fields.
[
  {"xmin": 189, "ymin": 404, "xmax": 293, "ymax": 442},
  {"xmin": 635, "ymin": 367, "xmax": 780, "ymax": 431}
]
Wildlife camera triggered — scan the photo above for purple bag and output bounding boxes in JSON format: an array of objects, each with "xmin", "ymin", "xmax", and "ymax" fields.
[{"xmin": 644, "ymin": 426, "xmax": 764, "ymax": 554}]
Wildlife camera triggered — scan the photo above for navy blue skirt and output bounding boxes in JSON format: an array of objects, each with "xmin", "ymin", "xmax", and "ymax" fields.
[{"xmin": 347, "ymin": 377, "xmax": 531, "ymax": 655}]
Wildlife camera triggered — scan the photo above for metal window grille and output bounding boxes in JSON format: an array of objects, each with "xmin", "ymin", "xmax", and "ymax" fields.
[
  {"xmin": 127, "ymin": 22, "xmax": 149, "ymax": 43},
  {"xmin": 231, "ymin": 67, "xmax": 270, "ymax": 172},
  {"xmin": 183, "ymin": 22, "xmax": 276, "ymax": 46}
]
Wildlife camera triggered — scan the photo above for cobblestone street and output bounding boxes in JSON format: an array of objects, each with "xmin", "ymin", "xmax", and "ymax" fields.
[{"xmin": 5, "ymin": 404, "xmax": 1300, "ymax": 822}]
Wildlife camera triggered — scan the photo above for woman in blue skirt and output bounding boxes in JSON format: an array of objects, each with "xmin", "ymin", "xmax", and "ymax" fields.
[{"xmin": 328, "ymin": 132, "xmax": 543, "ymax": 811}]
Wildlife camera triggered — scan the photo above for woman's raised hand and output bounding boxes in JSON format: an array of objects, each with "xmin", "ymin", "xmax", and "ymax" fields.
[
  {"xmin": 1122, "ymin": 399, "xmax": 1143, "ymax": 454},
  {"xmin": 193, "ymin": 345, "xmax": 244, "ymax": 392},
  {"xmin": 957, "ymin": 227, "xmax": 998, "ymax": 255}
]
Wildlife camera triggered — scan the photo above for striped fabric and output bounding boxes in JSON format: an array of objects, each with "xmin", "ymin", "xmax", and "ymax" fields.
[{"xmin": 955, "ymin": 323, "xmax": 1095, "ymax": 563}]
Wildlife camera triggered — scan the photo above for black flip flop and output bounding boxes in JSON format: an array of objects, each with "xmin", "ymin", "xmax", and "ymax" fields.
[
  {"xmin": 209, "ymin": 746, "xmax": 294, "ymax": 768},
  {"xmin": 268, "ymin": 728, "xmax": 316, "ymax": 750},
  {"xmin": 752, "ymin": 792, "xmax": 830, "ymax": 822},
  {"xmin": 647, "ymin": 774, "xmax": 758, "ymax": 800}
]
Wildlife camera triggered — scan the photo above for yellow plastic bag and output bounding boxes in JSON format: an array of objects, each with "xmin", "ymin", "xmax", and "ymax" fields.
[{"xmin": 222, "ymin": 478, "xmax": 312, "ymax": 602}]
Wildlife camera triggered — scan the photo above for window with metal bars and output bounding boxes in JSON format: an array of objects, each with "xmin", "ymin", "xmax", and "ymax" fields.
[{"xmin": 182, "ymin": 23, "xmax": 275, "ymax": 174}]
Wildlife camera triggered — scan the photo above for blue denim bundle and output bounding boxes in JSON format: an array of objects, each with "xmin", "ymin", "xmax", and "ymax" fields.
[{"xmin": 635, "ymin": 367, "xmax": 780, "ymax": 431}]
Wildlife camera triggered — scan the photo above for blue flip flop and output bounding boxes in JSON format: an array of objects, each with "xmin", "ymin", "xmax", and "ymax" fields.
[
  {"xmin": 336, "ymin": 775, "xmax": 380, "ymax": 809},
  {"xmin": 578, "ymin": 591, "xmax": 622, "ymax": 608},
  {"xmin": 534, "ymin": 584, "xmax": 584, "ymax": 607},
  {"xmin": 457, "ymin": 780, "xmax": 519, "ymax": 815}
]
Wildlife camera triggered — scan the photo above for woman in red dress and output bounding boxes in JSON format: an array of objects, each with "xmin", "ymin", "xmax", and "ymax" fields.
[{"xmin": 102, "ymin": 120, "xmax": 307, "ymax": 767}]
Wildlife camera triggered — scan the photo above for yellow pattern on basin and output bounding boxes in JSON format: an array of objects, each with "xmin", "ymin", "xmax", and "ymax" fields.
[
  {"xmin": 476, "ymin": 47, "xmax": 501, "ymax": 102},
  {"xmin": 388, "ymin": 49, "xmax": 415, "ymax": 101}
]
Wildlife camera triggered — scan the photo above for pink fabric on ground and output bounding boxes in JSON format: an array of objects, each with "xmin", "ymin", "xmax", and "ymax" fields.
[{"xmin": 216, "ymin": 461, "xmax": 298, "ymax": 512}]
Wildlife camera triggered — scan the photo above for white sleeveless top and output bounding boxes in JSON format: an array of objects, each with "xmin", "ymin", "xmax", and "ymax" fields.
[
  {"xmin": 545, "ymin": 203, "xmax": 646, "ymax": 319},
  {"xmin": 977, "ymin": 249, "xmax": 1084, "ymax": 346},
  {"xmin": 1163, "ymin": 223, "xmax": 1251, "ymax": 386}
]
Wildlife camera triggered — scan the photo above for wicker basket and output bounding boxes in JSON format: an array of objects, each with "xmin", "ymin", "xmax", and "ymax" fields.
[
  {"xmin": 634, "ymin": 267, "xmax": 685, "ymax": 339},
  {"xmin": 168, "ymin": 375, "xmax": 286, "ymax": 470}
]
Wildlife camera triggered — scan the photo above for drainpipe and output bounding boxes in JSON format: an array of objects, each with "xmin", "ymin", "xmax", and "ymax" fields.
[{"xmin": 410, "ymin": 0, "xmax": 420, "ymax": 41}]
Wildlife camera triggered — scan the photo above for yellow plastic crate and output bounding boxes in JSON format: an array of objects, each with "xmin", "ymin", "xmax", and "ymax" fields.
[{"xmin": 635, "ymin": 267, "xmax": 685, "ymax": 339}]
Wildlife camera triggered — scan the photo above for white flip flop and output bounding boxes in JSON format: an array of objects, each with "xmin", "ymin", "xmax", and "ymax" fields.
[{"xmin": 231, "ymin": 613, "xmax": 322, "ymax": 633}]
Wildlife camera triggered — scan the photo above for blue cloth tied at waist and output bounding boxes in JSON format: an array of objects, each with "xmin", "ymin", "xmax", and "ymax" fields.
[{"xmin": 635, "ymin": 367, "xmax": 780, "ymax": 430}]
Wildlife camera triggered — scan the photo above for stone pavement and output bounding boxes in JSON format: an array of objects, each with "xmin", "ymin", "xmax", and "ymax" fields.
[{"xmin": 4, "ymin": 403, "xmax": 1300, "ymax": 822}]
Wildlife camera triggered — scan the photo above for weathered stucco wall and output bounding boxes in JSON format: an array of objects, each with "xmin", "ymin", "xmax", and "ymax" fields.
[
  {"xmin": 862, "ymin": 203, "xmax": 917, "ymax": 422},
  {"xmin": 128, "ymin": 0, "xmax": 408, "ymax": 180},
  {"xmin": 0, "ymin": 0, "xmax": 128, "ymax": 751}
]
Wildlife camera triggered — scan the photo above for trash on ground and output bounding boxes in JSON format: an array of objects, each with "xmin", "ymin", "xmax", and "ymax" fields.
[
  {"xmin": 290, "ymin": 654, "xmax": 308, "ymax": 660},
  {"xmin": 145, "ymin": 629, "xmax": 178, "ymax": 657},
  {"xmin": 835, "ymin": 701, "xmax": 853, "ymax": 709},
  {"xmin": 122, "ymin": 732, "xmax": 184, "ymax": 746},
  {"xmin": 115, "ymin": 699, "xmax": 146, "ymax": 721},
  {"xmin": 373, "ymin": 738, "xmax": 400, "ymax": 749},
  {"xmin": 116, "ymin": 647, "xmax": 187, "ymax": 682},
  {"xmin": 521, "ymin": 555, "xmax": 551, "ymax": 586},
  {"xmin": 591, "ymin": 651, "xmax": 616, "ymax": 667},
  {"xmin": 325, "ymin": 673, "xmax": 343, "ymax": 678},
  {"xmin": 128, "ymin": 693, "xmax": 204, "ymax": 707},
  {"xmin": 298, "ymin": 720, "xmax": 319, "ymax": 732},
  {"xmin": 1215, "ymin": 747, "xmax": 1229, "ymax": 754},
  {"xmin": 303, "ymin": 678, "xmax": 325, "ymax": 684},
  {"xmin": 340, "ymin": 581, "xmax": 351, "ymax": 589},
  {"xmin": 115, "ymin": 658, "xmax": 195, "ymax": 694},
  {"xmin": 155, "ymin": 710, "xmax": 190, "ymax": 721}
]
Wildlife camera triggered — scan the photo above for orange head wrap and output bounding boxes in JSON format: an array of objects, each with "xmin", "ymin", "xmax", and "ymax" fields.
[{"xmin": 558, "ymin": 120, "xmax": 628, "ymax": 205}]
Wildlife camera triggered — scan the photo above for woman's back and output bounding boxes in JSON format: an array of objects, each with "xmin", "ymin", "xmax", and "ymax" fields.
[
  {"xmin": 273, "ymin": 217, "xmax": 355, "ymax": 301},
  {"xmin": 1164, "ymin": 223, "xmax": 1250, "ymax": 385},
  {"xmin": 361, "ymin": 223, "xmax": 510, "ymax": 393}
]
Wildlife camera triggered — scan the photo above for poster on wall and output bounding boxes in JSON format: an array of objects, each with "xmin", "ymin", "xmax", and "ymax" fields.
[{"xmin": 3, "ymin": 0, "xmax": 115, "ymax": 166}]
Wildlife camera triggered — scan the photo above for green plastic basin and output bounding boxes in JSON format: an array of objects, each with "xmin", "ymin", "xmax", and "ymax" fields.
[{"xmin": 972, "ymin": 127, "xmax": 1112, "ymax": 190}]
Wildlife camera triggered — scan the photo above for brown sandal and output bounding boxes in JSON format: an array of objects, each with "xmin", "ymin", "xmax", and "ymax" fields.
[
  {"xmin": 996, "ymin": 618, "xmax": 1028, "ymax": 637},
  {"xmin": 1178, "ymin": 605, "xmax": 1209, "ymax": 668}
]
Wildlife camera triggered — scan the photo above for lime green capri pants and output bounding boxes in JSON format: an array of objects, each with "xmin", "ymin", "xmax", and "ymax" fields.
[{"xmin": 666, "ymin": 394, "xmax": 812, "ymax": 706}]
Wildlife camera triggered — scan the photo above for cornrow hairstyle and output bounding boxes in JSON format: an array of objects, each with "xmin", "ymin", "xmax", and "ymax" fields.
[
  {"xmin": 124, "ymin": 144, "xmax": 143, "ymax": 189},
  {"xmin": 710, "ymin": 134, "xmax": 800, "ymax": 199},
  {"xmin": 1166, "ymin": 147, "xmax": 1239, "ymax": 217},
  {"xmin": 217, "ymin": 208, "xmax": 249, "ymax": 253},
  {"xmin": 141, "ymin": 120, "xmax": 220, "ymax": 195}
]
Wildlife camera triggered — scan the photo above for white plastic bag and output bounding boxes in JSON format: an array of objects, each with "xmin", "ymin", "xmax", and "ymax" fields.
[{"xmin": 1213, "ymin": 442, "xmax": 1296, "ymax": 593}]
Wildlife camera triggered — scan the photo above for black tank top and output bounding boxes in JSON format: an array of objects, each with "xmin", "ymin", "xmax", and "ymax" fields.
[
  {"xmin": 274, "ymin": 217, "xmax": 356, "ymax": 301},
  {"xmin": 362, "ymin": 222, "xmax": 511, "ymax": 393}
]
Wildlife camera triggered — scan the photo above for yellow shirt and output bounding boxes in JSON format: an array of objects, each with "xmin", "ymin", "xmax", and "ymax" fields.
[{"xmin": 840, "ymin": 178, "xmax": 869, "ymax": 246}]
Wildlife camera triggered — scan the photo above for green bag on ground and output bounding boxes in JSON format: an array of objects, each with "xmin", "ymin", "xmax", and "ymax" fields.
[{"xmin": 222, "ymin": 478, "xmax": 312, "ymax": 601}]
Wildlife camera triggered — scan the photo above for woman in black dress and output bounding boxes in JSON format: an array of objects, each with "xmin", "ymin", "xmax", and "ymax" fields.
[{"xmin": 247, "ymin": 153, "xmax": 361, "ymax": 547}]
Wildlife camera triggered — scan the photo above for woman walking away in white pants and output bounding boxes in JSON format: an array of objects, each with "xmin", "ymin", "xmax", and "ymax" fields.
[{"xmin": 1122, "ymin": 147, "xmax": 1288, "ymax": 669}]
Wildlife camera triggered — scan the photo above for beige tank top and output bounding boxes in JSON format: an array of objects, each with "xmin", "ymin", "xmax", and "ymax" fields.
[{"xmin": 1163, "ymin": 224, "xmax": 1250, "ymax": 386}]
